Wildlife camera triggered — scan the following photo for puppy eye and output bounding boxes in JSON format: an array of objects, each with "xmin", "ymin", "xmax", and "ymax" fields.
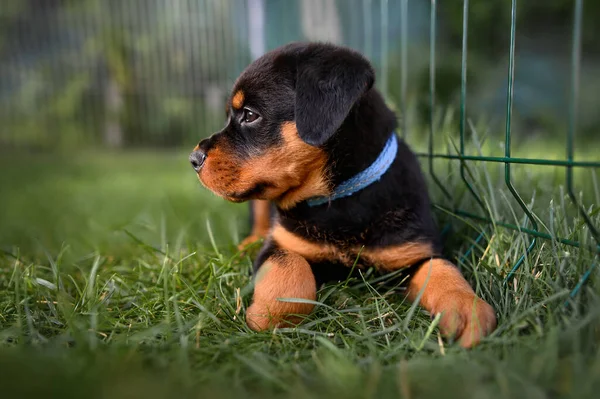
[{"xmin": 243, "ymin": 109, "xmax": 259, "ymax": 124}]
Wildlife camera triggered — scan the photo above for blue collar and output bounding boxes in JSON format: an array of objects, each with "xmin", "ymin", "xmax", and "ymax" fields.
[{"xmin": 307, "ymin": 133, "xmax": 399, "ymax": 207}]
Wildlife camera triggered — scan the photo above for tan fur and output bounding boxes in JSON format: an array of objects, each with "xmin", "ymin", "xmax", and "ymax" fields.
[
  {"xmin": 246, "ymin": 251, "xmax": 317, "ymax": 331},
  {"xmin": 198, "ymin": 122, "xmax": 331, "ymax": 208},
  {"xmin": 197, "ymin": 144, "xmax": 244, "ymax": 201},
  {"xmin": 232, "ymin": 90, "xmax": 244, "ymax": 110},
  {"xmin": 361, "ymin": 242, "xmax": 434, "ymax": 271},
  {"xmin": 272, "ymin": 224, "xmax": 353, "ymax": 264},
  {"xmin": 272, "ymin": 224, "xmax": 434, "ymax": 270},
  {"xmin": 241, "ymin": 122, "xmax": 330, "ymax": 209}
]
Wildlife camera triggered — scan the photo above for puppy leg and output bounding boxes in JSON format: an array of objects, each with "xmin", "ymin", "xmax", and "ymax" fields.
[
  {"xmin": 238, "ymin": 200, "xmax": 272, "ymax": 250},
  {"xmin": 407, "ymin": 259, "xmax": 496, "ymax": 348},
  {"xmin": 246, "ymin": 246, "xmax": 316, "ymax": 331}
]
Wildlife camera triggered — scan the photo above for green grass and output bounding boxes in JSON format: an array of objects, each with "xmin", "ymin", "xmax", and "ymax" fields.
[{"xmin": 0, "ymin": 143, "xmax": 599, "ymax": 398}]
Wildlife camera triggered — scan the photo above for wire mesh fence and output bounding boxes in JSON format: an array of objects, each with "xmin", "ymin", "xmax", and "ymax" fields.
[
  {"xmin": 422, "ymin": 0, "xmax": 598, "ymax": 297},
  {"xmin": 1, "ymin": 0, "xmax": 598, "ymax": 293}
]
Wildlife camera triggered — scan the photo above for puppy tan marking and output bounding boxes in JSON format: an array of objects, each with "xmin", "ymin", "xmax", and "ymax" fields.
[
  {"xmin": 196, "ymin": 143, "xmax": 243, "ymax": 199},
  {"xmin": 361, "ymin": 242, "xmax": 434, "ymax": 271},
  {"xmin": 275, "ymin": 126, "xmax": 331, "ymax": 209},
  {"xmin": 198, "ymin": 122, "xmax": 330, "ymax": 208},
  {"xmin": 239, "ymin": 122, "xmax": 330, "ymax": 209},
  {"xmin": 272, "ymin": 224, "xmax": 351, "ymax": 263},
  {"xmin": 232, "ymin": 90, "xmax": 244, "ymax": 110},
  {"xmin": 272, "ymin": 224, "xmax": 435, "ymax": 269},
  {"xmin": 246, "ymin": 250, "xmax": 317, "ymax": 331}
]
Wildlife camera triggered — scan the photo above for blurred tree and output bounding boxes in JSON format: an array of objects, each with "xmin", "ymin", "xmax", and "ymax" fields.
[{"xmin": 101, "ymin": 1, "xmax": 132, "ymax": 148}]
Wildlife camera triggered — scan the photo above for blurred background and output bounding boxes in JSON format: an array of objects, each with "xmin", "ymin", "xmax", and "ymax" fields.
[
  {"xmin": 0, "ymin": 0, "xmax": 598, "ymax": 258},
  {"xmin": 1, "ymin": 0, "xmax": 599, "ymax": 151}
]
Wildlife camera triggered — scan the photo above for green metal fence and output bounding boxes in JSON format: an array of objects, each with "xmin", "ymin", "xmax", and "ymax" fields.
[
  {"xmin": 1, "ymin": 0, "xmax": 598, "ymax": 294},
  {"xmin": 412, "ymin": 0, "xmax": 598, "ymax": 297}
]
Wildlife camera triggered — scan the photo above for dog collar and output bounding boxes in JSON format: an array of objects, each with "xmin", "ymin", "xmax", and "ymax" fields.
[{"xmin": 307, "ymin": 133, "xmax": 399, "ymax": 207}]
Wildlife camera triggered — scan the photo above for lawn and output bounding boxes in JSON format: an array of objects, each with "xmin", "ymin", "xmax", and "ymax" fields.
[{"xmin": 0, "ymin": 146, "xmax": 599, "ymax": 399}]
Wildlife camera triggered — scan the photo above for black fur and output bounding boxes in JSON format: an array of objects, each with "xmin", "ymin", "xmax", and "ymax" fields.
[
  {"xmin": 190, "ymin": 45, "xmax": 498, "ymax": 345},
  {"xmin": 294, "ymin": 45, "xmax": 375, "ymax": 146},
  {"xmin": 201, "ymin": 42, "xmax": 442, "ymax": 281}
]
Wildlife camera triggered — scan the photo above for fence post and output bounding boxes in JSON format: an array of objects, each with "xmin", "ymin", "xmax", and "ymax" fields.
[
  {"xmin": 247, "ymin": 0, "xmax": 266, "ymax": 60},
  {"xmin": 400, "ymin": 0, "xmax": 408, "ymax": 138},
  {"xmin": 428, "ymin": 0, "xmax": 452, "ymax": 201},
  {"xmin": 503, "ymin": 0, "xmax": 538, "ymax": 283}
]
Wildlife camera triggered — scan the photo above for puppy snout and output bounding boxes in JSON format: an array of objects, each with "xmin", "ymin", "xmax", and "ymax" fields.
[{"xmin": 189, "ymin": 150, "xmax": 207, "ymax": 172}]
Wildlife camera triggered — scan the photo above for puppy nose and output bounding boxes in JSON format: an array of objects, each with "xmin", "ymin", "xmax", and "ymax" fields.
[{"xmin": 189, "ymin": 150, "xmax": 207, "ymax": 172}]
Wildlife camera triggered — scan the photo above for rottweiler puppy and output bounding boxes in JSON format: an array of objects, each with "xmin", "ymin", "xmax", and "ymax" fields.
[{"xmin": 189, "ymin": 42, "xmax": 496, "ymax": 347}]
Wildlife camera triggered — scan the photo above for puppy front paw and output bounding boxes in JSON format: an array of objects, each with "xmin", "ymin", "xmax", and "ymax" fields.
[
  {"xmin": 237, "ymin": 234, "xmax": 265, "ymax": 251},
  {"xmin": 246, "ymin": 302, "xmax": 276, "ymax": 331},
  {"xmin": 435, "ymin": 291, "xmax": 496, "ymax": 348},
  {"xmin": 246, "ymin": 301, "xmax": 313, "ymax": 331}
]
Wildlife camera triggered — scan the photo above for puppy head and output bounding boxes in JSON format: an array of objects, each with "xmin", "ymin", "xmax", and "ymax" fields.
[{"xmin": 190, "ymin": 42, "xmax": 375, "ymax": 209}]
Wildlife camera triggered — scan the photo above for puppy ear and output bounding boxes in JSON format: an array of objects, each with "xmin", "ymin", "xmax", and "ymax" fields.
[{"xmin": 295, "ymin": 46, "xmax": 375, "ymax": 146}]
